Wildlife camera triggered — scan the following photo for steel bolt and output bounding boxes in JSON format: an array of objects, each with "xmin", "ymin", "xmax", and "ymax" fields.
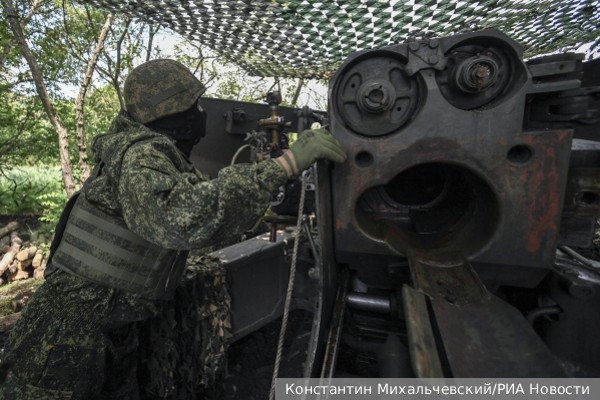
[
  {"xmin": 568, "ymin": 281, "xmax": 595, "ymax": 299},
  {"xmin": 428, "ymin": 39, "xmax": 439, "ymax": 48},
  {"xmin": 409, "ymin": 41, "xmax": 420, "ymax": 51},
  {"xmin": 428, "ymin": 55, "xmax": 439, "ymax": 64},
  {"xmin": 473, "ymin": 65, "xmax": 491, "ymax": 79}
]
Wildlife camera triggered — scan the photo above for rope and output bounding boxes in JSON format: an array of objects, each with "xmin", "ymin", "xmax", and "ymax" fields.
[
  {"xmin": 269, "ymin": 173, "xmax": 307, "ymax": 400},
  {"xmin": 230, "ymin": 144, "xmax": 251, "ymax": 165}
]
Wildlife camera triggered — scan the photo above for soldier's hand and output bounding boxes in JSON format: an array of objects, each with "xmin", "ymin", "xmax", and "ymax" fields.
[{"xmin": 275, "ymin": 128, "xmax": 347, "ymax": 178}]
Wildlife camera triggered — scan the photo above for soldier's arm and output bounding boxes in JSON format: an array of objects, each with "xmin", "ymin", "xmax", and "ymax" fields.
[{"xmin": 117, "ymin": 142, "xmax": 288, "ymax": 249}]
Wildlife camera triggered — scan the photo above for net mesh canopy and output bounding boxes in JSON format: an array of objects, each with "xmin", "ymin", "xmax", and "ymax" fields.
[{"xmin": 82, "ymin": 0, "xmax": 600, "ymax": 78}]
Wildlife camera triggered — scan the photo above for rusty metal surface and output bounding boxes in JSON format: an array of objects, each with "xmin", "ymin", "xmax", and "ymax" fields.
[
  {"xmin": 327, "ymin": 29, "xmax": 574, "ymax": 288},
  {"xmin": 402, "ymin": 285, "xmax": 444, "ymax": 378},
  {"xmin": 407, "ymin": 255, "xmax": 566, "ymax": 377},
  {"xmin": 561, "ymin": 140, "xmax": 600, "ymax": 211},
  {"xmin": 559, "ymin": 139, "xmax": 600, "ymax": 247}
]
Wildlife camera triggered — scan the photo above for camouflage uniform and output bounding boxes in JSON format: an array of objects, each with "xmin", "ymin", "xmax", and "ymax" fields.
[{"xmin": 0, "ymin": 111, "xmax": 288, "ymax": 399}]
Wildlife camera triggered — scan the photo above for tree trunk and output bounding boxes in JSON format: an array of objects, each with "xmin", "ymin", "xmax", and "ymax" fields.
[
  {"xmin": 112, "ymin": 17, "xmax": 132, "ymax": 111},
  {"xmin": 76, "ymin": 12, "xmax": 114, "ymax": 184},
  {"xmin": 146, "ymin": 23, "xmax": 158, "ymax": 62},
  {"xmin": 0, "ymin": 0, "xmax": 42, "ymax": 71},
  {"xmin": 291, "ymin": 78, "xmax": 305, "ymax": 107},
  {"xmin": 2, "ymin": 0, "xmax": 77, "ymax": 197}
]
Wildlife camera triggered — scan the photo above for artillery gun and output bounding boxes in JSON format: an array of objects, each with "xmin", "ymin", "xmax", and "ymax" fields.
[{"xmin": 189, "ymin": 29, "xmax": 600, "ymax": 391}]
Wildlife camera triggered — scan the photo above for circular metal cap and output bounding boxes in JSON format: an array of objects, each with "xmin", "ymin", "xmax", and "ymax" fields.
[
  {"xmin": 454, "ymin": 56, "xmax": 499, "ymax": 93},
  {"xmin": 357, "ymin": 80, "xmax": 396, "ymax": 113},
  {"xmin": 332, "ymin": 54, "xmax": 423, "ymax": 137}
]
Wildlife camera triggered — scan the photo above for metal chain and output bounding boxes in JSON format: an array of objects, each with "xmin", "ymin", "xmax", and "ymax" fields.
[{"xmin": 269, "ymin": 173, "xmax": 307, "ymax": 400}]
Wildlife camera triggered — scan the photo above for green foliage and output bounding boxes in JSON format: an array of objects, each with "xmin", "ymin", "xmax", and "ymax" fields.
[
  {"xmin": 37, "ymin": 188, "xmax": 67, "ymax": 226},
  {"xmin": 0, "ymin": 85, "xmax": 119, "ymax": 169},
  {"xmin": 0, "ymin": 1, "xmax": 327, "ymax": 230},
  {"xmin": 170, "ymin": 41, "xmax": 327, "ymax": 108},
  {"xmin": 0, "ymin": 92, "xmax": 77, "ymax": 165},
  {"xmin": 85, "ymin": 84, "xmax": 120, "ymax": 139},
  {"xmin": 0, "ymin": 165, "xmax": 65, "ymax": 217},
  {"xmin": 1, "ymin": 1, "xmax": 149, "ymax": 230}
]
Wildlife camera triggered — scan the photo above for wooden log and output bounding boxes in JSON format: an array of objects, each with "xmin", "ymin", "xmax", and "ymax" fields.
[
  {"xmin": 17, "ymin": 258, "xmax": 32, "ymax": 270},
  {"xmin": 33, "ymin": 267, "xmax": 45, "ymax": 280},
  {"xmin": 32, "ymin": 249, "xmax": 44, "ymax": 268},
  {"xmin": 0, "ymin": 221, "xmax": 19, "ymax": 238},
  {"xmin": 0, "ymin": 232, "xmax": 22, "ymax": 276},
  {"xmin": 16, "ymin": 246, "xmax": 37, "ymax": 262},
  {"xmin": 34, "ymin": 256, "xmax": 47, "ymax": 279},
  {"xmin": 10, "ymin": 270, "xmax": 30, "ymax": 281},
  {"xmin": 8, "ymin": 259, "xmax": 18, "ymax": 275}
]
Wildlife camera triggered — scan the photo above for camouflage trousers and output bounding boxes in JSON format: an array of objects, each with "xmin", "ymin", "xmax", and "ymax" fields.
[{"xmin": 0, "ymin": 255, "xmax": 231, "ymax": 400}]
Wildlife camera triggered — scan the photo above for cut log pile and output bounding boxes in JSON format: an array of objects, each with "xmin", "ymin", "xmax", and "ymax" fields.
[{"xmin": 0, "ymin": 221, "xmax": 48, "ymax": 285}]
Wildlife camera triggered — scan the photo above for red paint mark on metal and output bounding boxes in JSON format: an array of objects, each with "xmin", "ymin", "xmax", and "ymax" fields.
[{"xmin": 523, "ymin": 131, "xmax": 569, "ymax": 253}]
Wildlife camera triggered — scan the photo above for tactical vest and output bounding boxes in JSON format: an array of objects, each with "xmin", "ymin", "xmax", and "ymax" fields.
[{"xmin": 51, "ymin": 193, "xmax": 188, "ymax": 300}]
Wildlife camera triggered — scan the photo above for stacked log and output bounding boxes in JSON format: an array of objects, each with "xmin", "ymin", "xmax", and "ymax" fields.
[{"xmin": 0, "ymin": 221, "xmax": 49, "ymax": 285}]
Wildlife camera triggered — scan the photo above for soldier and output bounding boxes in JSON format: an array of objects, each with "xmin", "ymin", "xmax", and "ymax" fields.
[{"xmin": 0, "ymin": 59, "xmax": 346, "ymax": 399}]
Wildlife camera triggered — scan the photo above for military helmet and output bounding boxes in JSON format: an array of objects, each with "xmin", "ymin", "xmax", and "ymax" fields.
[{"xmin": 124, "ymin": 59, "xmax": 206, "ymax": 124}]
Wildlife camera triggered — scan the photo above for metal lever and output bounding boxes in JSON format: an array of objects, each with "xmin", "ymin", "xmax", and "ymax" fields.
[{"xmin": 403, "ymin": 252, "xmax": 565, "ymax": 377}]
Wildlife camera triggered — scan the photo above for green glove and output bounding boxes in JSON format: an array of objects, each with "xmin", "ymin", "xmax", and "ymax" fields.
[{"xmin": 276, "ymin": 128, "xmax": 347, "ymax": 177}]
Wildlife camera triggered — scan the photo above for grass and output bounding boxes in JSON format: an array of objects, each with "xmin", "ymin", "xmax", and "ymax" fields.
[{"xmin": 0, "ymin": 279, "xmax": 44, "ymax": 317}]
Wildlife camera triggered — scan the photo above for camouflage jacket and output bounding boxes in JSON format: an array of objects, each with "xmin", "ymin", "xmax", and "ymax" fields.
[{"xmin": 84, "ymin": 111, "xmax": 288, "ymax": 250}]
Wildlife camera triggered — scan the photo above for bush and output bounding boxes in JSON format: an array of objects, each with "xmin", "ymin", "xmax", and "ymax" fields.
[{"xmin": 0, "ymin": 165, "xmax": 66, "ymax": 223}]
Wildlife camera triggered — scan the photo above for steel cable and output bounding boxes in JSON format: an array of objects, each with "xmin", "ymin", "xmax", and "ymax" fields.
[{"xmin": 269, "ymin": 173, "xmax": 307, "ymax": 400}]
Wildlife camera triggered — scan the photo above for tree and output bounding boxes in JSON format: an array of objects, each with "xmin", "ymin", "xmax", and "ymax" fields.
[
  {"xmin": 2, "ymin": 0, "xmax": 77, "ymax": 196},
  {"xmin": 1, "ymin": 0, "xmax": 159, "ymax": 196},
  {"xmin": 171, "ymin": 41, "xmax": 326, "ymax": 109},
  {"xmin": 75, "ymin": 12, "xmax": 114, "ymax": 182},
  {"xmin": 1, "ymin": 0, "xmax": 326, "ymax": 210}
]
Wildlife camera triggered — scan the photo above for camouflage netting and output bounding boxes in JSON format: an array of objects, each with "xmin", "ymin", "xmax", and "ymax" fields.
[{"xmin": 80, "ymin": 0, "xmax": 599, "ymax": 79}]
